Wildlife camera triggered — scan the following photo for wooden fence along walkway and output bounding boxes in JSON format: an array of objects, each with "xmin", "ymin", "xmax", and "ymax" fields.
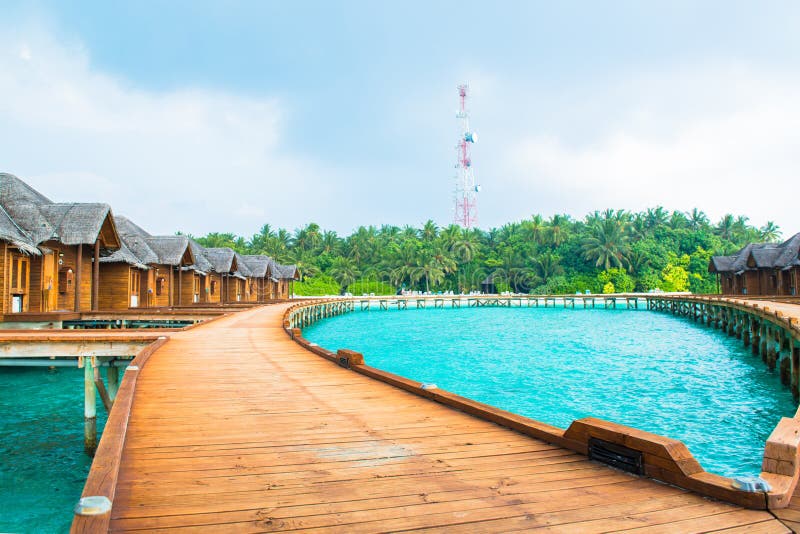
[{"xmin": 70, "ymin": 301, "xmax": 797, "ymax": 532}]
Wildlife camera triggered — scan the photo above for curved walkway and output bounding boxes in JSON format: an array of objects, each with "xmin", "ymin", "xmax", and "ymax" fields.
[{"xmin": 99, "ymin": 304, "xmax": 787, "ymax": 532}]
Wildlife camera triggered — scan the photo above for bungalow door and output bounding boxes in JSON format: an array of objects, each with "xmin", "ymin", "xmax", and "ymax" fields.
[
  {"xmin": 193, "ymin": 275, "xmax": 200, "ymax": 303},
  {"xmin": 42, "ymin": 251, "xmax": 58, "ymax": 312},
  {"xmin": 130, "ymin": 269, "xmax": 141, "ymax": 307},
  {"xmin": 9, "ymin": 253, "xmax": 30, "ymax": 313}
]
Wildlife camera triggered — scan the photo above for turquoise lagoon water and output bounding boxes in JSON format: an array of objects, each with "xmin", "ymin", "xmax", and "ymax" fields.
[
  {"xmin": 0, "ymin": 367, "xmax": 107, "ymax": 533},
  {"xmin": 304, "ymin": 307, "xmax": 798, "ymax": 477}
]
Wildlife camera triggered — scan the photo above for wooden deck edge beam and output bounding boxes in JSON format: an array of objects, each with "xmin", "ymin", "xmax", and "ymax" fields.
[
  {"xmin": 282, "ymin": 299, "xmax": 800, "ymax": 511},
  {"xmin": 0, "ymin": 340, "xmax": 154, "ymax": 358},
  {"xmin": 70, "ymin": 336, "xmax": 169, "ymax": 534}
]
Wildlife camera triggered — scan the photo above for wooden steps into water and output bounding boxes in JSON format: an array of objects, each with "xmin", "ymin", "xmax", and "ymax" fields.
[{"xmin": 75, "ymin": 303, "xmax": 791, "ymax": 532}]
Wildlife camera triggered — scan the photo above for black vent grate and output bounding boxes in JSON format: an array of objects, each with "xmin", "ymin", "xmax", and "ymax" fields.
[{"xmin": 588, "ymin": 438, "xmax": 644, "ymax": 475}]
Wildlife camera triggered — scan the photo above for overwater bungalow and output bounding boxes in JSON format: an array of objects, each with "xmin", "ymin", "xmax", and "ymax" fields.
[
  {"xmin": 202, "ymin": 247, "xmax": 241, "ymax": 304},
  {"xmin": 710, "ymin": 233, "xmax": 800, "ymax": 296},
  {"xmin": 99, "ymin": 216, "xmax": 195, "ymax": 309},
  {"xmin": 183, "ymin": 240, "xmax": 213, "ymax": 304},
  {"xmin": 269, "ymin": 260, "xmax": 299, "ymax": 299},
  {"xmin": 0, "ymin": 173, "xmax": 297, "ymax": 312},
  {"xmin": 0, "ymin": 174, "xmax": 121, "ymax": 314},
  {"xmin": 240, "ymin": 255, "xmax": 271, "ymax": 302}
]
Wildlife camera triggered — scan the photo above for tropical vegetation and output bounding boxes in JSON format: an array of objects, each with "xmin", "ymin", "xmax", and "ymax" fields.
[{"xmin": 190, "ymin": 208, "xmax": 783, "ymax": 296}]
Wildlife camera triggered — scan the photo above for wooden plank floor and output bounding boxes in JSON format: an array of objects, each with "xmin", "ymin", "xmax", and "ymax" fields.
[{"xmin": 108, "ymin": 304, "xmax": 790, "ymax": 532}]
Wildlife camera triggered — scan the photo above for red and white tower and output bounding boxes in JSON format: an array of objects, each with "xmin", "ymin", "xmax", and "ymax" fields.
[{"xmin": 453, "ymin": 84, "xmax": 480, "ymax": 228}]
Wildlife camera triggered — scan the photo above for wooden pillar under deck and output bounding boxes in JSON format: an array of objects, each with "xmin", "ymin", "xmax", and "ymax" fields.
[
  {"xmin": 75, "ymin": 243, "xmax": 83, "ymax": 312},
  {"xmin": 107, "ymin": 365, "xmax": 119, "ymax": 402},
  {"xmin": 84, "ymin": 356, "xmax": 97, "ymax": 455}
]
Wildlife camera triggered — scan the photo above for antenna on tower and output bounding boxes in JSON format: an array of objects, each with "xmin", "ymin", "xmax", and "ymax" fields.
[{"xmin": 453, "ymin": 84, "xmax": 480, "ymax": 228}]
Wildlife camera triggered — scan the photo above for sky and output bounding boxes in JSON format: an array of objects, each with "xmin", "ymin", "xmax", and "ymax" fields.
[{"xmin": 1, "ymin": 1, "xmax": 799, "ymax": 238}]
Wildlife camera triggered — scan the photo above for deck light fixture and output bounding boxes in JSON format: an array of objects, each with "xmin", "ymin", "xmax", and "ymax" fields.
[
  {"xmin": 731, "ymin": 476, "xmax": 771, "ymax": 492},
  {"xmin": 74, "ymin": 496, "xmax": 112, "ymax": 516}
]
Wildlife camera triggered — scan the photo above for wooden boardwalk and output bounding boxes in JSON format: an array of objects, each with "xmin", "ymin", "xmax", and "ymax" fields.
[{"xmin": 85, "ymin": 304, "xmax": 790, "ymax": 532}]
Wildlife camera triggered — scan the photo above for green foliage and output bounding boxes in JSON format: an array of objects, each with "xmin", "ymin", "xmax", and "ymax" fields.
[
  {"xmin": 194, "ymin": 206, "xmax": 778, "ymax": 296},
  {"xmin": 602, "ymin": 282, "xmax": 615, "ymax": 294},
  {"xmin": 597, "ymin": 268, "xmax": 635, "ymax": 293},
  {"xmin": 292, "ymin": 275, "xmax": 340, "ymax": 296},
  {"xmin": 348, "ymin": 280, "xmax": 395, "ymax": 295},
  {"xmin": 660, "ymin": 254, "xmax": 691, "ymax": 292}
]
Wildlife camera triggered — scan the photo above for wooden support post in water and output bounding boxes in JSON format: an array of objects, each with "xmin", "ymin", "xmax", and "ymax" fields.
[
  {"xmin": 93, "ymin": 363, "xmax": 113, "ymax": 412},
  {"xmin": 84, "ymin": 356, "xmax": 97, "ymax": 455},
  {"xmin": 107, "ymin": 364, "xmax": 119, "ymax": 401}
]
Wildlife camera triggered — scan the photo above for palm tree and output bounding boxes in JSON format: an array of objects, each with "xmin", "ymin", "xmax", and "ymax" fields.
[
  {"xmin": 450, "ymin": 229, "xmax": 478, "ymax": 264},
  {"xmin": 546, "ymin": 214, "xmax": 571, "ymax": 246},
  {"xmin": 522, "ymin": 215, "xmax": 546, "ymax": 245},
  {"xmin": 687, "ymin": 208, "xmax": 709, "ymax": 230},
  {"xmin": 533, "ymin": 252, "xmax": 563, "ymax": 283},
  {"xmin": 668, "ymin": 211, "xmax": 688, "ymax": 230},
  {"xmin": 328, "ymin": 257, "xmax": 360, "ymax": 291},
  {"xmin": 420, "ymin": 220, "xmax": 439, "ymax": 242},
  {"xmin": 320, "ymin": 230, "xmax": 341, "ymax": 255},
  {"xmin": 716, "ymin": 214, "xmax": 735, "ymax": 240},
  {"xmin": 412, "ymin": 248, "xmax": 445, "ymax": 293},
  {"xmin": 644, "ymin": 207, "xmax": 669, "ymax": 230},
  {"xmin": 760, "ymin": 221, "xmax": 781, "ymax": 243},
  {"xmin": 293, "ymin": 223, "xmax": 322, "ymax": 252},
  {"xmin": 581, "ymin": 219, "xmax": 631, "ymax": 270}
]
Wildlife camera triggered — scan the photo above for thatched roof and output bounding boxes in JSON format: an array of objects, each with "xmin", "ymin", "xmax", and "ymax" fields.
[
  {"xmin": 146, "ymin": 236, "xmax": 193, "ymax": 266},
  {"xmin": 233, "ymin": 252, "xmax": 253, "ymax": 278},
  {"xmin": 240, "ymin": 255, "xmax": 271, "ymax": 278},
  {"xmin": 113, "ymin": 215, "xmax": 192, "ymax": 266},
  {"xmin": 0, "ymin": 173, "xmax": 120, "ymax": 248},
  {"xmin": 114, "ymin": 215, "xmax": 152, "ymax": 238},
  {"xmin": 775, "ymin": 233, "xmax": 800, "ymax": 268},
  {"xmin": 187, "ymin": 239, "xmax": 213, "ymax": 273},
  {"xmin": 709, "ymin": 255, "xmax": 735, "ymax": 273},
  {"xmin": 710, "ymin": 233, "xmax": 800, "ymax": 273},
  {"xmin": 99, "ymin": 241, "xmax": 149, "ymax": 269},
  {"xmin": 270, "ymin": 259, "xmax": 299, "ymax": 280},
  {"xmin": 0, "ymin": 173, "xmax": 51, "ymax": 205},
  {"xmin": 203, "ymin": 247, "xmax": 237, "ymax": 273},
  {"xmin": 0, "ymin": 204, "xmax": 39, "ymax": 255}
]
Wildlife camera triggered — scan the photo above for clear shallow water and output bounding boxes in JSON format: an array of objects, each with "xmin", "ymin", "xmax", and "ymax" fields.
[
  {"xmin": 304, "ymin": 307, "xmax": 798, "ymax": 477},
  {"xmin": 0, "ymin": 367, "xmax": 107, "ymax": 533}
]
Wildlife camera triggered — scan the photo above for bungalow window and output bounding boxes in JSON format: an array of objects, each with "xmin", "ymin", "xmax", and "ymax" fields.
[
  {"xmin": 770, "ymin": 275, "xmax": 778, "ymax": 289},
  {"xmin": 210, "ymin": 280, "xmax": 217, "ymax": 295},
  {"xmin": 9, "ymin": 255, "xmax": 29, "ymax": 313},
  {"xmin": 58, "ymin": 268, "xmax": 74, "ymax": 294},
  {"xmin": 9, "ymin": 256, "xmax": 29, "ymax": 292}
]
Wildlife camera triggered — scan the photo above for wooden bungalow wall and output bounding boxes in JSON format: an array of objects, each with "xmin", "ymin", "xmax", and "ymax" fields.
[
  {"xmin": 179, "ymin": 272, "xmax": 204, "ymax": 305},
  {"xmin": 98, "ymin": 263, "xmax": 134, "ymax": 310},
  {"xmin": 225, "ymin": 277, "xmax": 246, "ymax": 303},
  {"xmin": 149, "ymin": 265, "xmax": 173, "ymax": 308},
  {"xmin": 28, "ymin": 249, "xmax": 59, "ymax": 313},
  {"xmin": 721, "ymin": 267, "xmax": 800, "ymax": 296},
  {"xmin": 0, "ymin": 244, "xmax": 8, "ymax": 314},
  {"xmin": 55, "ymin": 244, "xmax": 93, "ymax": 312},
  {"xmin": 206, "ymin": 273, "xmax": 221, "ymax": 304}
]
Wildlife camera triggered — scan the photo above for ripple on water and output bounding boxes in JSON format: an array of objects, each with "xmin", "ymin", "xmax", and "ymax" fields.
[{"xmin": 304, "ymin": 307, "xmax": 798, "ymax": 477}]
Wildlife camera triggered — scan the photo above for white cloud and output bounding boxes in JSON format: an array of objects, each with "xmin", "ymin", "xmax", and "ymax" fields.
[
  {"xmin": 494, "ymin": 64, "xmax": 800, "ymax": 234},
  {"xmin": 0, "ymin": 26, "xmax": 339, "ymax": 236}
]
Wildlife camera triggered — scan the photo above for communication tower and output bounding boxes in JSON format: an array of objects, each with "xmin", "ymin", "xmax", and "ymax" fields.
[{"xmin": 453, "ymin": 84, "xmax": 480, "ymax": 228}]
